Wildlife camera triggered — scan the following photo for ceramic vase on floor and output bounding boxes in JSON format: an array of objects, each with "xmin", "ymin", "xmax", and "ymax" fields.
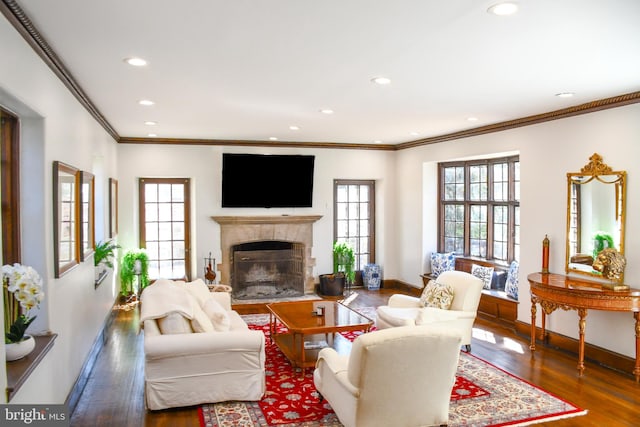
[{"xmin": 6, "ymin": 334, "xmax": 35, "ymax": 361}]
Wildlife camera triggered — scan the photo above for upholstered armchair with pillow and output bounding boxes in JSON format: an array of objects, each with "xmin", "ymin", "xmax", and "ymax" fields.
[
  {"xmin": 140, "ymin": 278, "xmax": 265, "ymax": 410},
  {"xmin": 314, "ymin": 325, "xmax": 462, "ymax": 427},
  {"xmin": 375, "ymin": 270, "xmax": 484, "ymax": 351}
]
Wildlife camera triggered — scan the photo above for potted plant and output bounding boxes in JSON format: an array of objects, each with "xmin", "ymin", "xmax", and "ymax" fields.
[
  {"xmin": 319, "ymin": 241, "xmax": 356, "ymax": 296},
  {"xmin": 94, "ymin": 240, "xmax": 120, "ymax": 281},
  {"xmin": 2, "ymin": 263, "xmax": 45, "ymax": 361},
  {"xmin": 119, "ymin": 248, "xmax": 150, "ymax": 298}
]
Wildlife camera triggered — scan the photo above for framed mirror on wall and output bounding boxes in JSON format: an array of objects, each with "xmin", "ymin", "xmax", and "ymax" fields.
[
  {"xmin": 565, "ymin": 153, "xmax": 626, "ymax": 281},
  {"xmin": 79, "ymin": 171, "xmax": 95, "ymax": 261},
  {"xmin": 53, "ymin": 161, "xmax": 80, "ymax": 278},
  {"xmin": 109, "ymin": 178, "xmax": 118, "ymax": 238}
]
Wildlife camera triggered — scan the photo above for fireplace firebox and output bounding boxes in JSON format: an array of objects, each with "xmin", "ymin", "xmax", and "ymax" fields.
[{"xmin": 231, "ymin": 241, "xmax": 304, "ymax": 299}]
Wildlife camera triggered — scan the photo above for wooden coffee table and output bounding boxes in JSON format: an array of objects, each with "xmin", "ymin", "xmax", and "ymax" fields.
[{"xmin": 267, "ymin": 300, "xmax": 373, "ymax": 371}]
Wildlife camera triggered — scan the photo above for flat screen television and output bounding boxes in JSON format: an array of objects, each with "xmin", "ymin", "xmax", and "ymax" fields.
[{"xmin": 221, "ymin": 153, "xmax": 315, "ymax": 208}]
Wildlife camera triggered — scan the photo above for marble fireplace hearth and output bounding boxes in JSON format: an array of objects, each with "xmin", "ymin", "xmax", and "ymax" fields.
[{"xmin": 211, "ymin": 215, "xmax": 322, "ymax": 298}]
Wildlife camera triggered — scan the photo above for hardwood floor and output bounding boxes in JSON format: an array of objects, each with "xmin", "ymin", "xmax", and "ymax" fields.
[{"xmin": 70, "ymin": 288, "xmax": 640, "ymax": 426}]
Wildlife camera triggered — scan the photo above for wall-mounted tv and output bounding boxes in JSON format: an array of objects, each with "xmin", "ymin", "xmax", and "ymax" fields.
[{"xmin": 221, "ymin": 153, "xmax": 315, "ymax": 208}]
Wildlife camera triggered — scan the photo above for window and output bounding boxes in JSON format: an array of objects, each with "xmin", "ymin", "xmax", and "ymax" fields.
[
  {"xmin": 1, "ymin": 109, "xmax": 21, "ymax": 264},
  {"xmin": 334, "ymin": 180, "xmax": 375, "ymax": 270},
  {"xmin": 439, "ymin": 156, "xmax": 519, "ymax": 262},
  {"xmin": 139, "ymin": 178, "xmax": 191, "ymax": 281}
]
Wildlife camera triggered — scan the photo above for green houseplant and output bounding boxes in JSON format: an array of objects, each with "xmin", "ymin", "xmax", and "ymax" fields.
[
  {"xmin": 94, "ymin": 240, "xmax": 120, "ymax": 268},
  {"xmin": 319, "ymin": 241, "xmax": 356, "ymax": 296},
  {"xmin": 119, "ymin": 248, "xmax": 150, "ymax": 297},
  {"xmin": 333, "ymin": 241, "xmax": 356, "ymax": 284}
]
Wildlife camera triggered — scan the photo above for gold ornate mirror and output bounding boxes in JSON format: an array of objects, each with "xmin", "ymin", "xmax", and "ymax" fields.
[{"xmin": 565, "ymin": 153, "xmax": 626, "ymax": 281}]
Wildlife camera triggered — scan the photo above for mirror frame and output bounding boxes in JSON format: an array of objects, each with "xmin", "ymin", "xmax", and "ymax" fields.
[{"xmin": 565, "ymin": 153, "xmax": 626, "ymax": 281}]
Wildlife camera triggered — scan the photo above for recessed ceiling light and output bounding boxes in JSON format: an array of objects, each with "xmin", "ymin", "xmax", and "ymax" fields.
[
  {"xmin": 371, "ymin": 76, "xmax": 391, "ymax": 85},
  {"xmin": 320, "ymin": 109, "xmax": 334, "ymax": 114},
  {"xmin": 138, "ymin": 99, "xmax": 155, "ymax": 106},
  {"xmin": 467, "ymin": 117, "xmax": 479, "ymax": 122},
  {"xmin": 410, "ymin": 131, "xmax": 420, "ymax": 136},
  {"xmin": 555, "ymin": 92, "xmax": 575, "ymax": 98},
  {"xmin": 289, "ymin": 125, "xmax": 300, "ymax": 130},
  {"xmin": 373, "ymin": 140, "xmax": 383, "ymax": 144},
  {"xmin": 144, "ymin": 121, "xmax": 157, "ymax": 126},
  {"xmin": 487, "ymin": 2, "xmax": 519, "ymax": 16},
  {"xmin": 124, "ymin": 57, "xmax": 148, "ymax": 67},
  {"xmin": 269, "ymin": 137, "xmax": 278, "ymax": 141},
  {"xmin": 147, "ymin": 133, "xmax": 157, "ymax": 137}
]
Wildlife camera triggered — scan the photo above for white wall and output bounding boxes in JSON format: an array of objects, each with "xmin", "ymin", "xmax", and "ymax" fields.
[
  {"xmin": 396, "ymin": 103, "xmax": 640, "ymax": 358},
  {"xmin": 2, "ymin": 7, "xmax": 640, "ymax": 406},
  {"xmin": 116, "ymin": 144, "xmax": 397, "ymax": 282},
  {"xmin": 0, "ymin": 16, "xmax": 119, "ymax": 403}
]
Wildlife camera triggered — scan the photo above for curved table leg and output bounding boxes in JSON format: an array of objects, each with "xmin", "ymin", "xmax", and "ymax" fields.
[
  {"xmin": 634, "ymin": 312, "xmax": 640, "ymax": 382},
  {"xmin": 577, "ymin": 308, "xmax": 588, "ymax": 375},
  {"xmin": 530, "ymin": 297, "xmax": 537, "ymax": 351}
]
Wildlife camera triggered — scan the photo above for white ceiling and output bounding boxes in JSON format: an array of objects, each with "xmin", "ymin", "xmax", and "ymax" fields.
[{"xmin": 14, "ymin": 0, "xmax": 640, "ymax": 145}]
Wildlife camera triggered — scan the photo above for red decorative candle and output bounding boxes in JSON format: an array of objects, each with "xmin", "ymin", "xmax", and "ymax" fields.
[{"xmin": 542, "ymin": 235, "xmax": 550, "ymax": 274}]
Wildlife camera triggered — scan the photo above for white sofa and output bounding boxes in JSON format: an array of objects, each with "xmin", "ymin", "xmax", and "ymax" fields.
[
  {"xmin": 140, "ymin": 278, "xmax": 265, "ymax": 410},
  {"xmin": 375, "ymin": 270, "xmax": 483, "ymax": 351},
  {"xmin": 314, "ymin": 325, "xmax": 462, "ymax": 427}
]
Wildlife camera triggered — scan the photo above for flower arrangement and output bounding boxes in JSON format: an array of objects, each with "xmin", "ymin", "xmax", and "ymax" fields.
[{"xmin": 3, "ymin": 263, "xmax": 45, "ymax": 344}]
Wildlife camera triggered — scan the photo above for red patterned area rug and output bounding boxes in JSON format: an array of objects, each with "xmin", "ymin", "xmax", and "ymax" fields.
[{"xmin": 199, "ymin": 313, "xmax": 586, "ymax": 427}]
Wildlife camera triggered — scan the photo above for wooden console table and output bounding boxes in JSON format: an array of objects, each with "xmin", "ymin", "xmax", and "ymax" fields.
[{"xmin": 528, "ymin": 272, "xmax": 640, "ymax": 381}]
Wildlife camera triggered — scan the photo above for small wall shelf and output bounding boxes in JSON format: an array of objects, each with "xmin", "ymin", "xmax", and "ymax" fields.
[{"xmin": 6, "ymin": 333, "xmax": 57, "ymax": 401}]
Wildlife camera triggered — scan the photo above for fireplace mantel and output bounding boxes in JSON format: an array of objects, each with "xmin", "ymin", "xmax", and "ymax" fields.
[
  {"xmin": 212, "ymin": 215, "xmax": 322, "ymax": 225},
  {"xmin": 212, "ymin": 215, "xmax": 323, "ymax": 295}
]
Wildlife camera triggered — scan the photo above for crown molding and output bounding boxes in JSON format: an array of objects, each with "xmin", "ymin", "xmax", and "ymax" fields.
[
  {"xmin": 118, "ymin": 137, "xmax": 397, "ymax": 150},
  {"xmin": 3, "ymin": 0, "xmax": 638, "ymax": 150},
  {"xmin": 0, "ymin": 0, "xmax": 120, "ymax": 141},
  {"xmin": 397, "ymin": 91, "xmax": 640, "ymax": 150}
]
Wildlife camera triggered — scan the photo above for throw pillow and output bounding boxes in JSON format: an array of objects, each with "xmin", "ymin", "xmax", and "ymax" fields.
[
  {"xmin": 471, "ymin": 264, "xmax": 494, "ymax": 290},
  {"xmin": 430, "ymin": 252, "xmax": 455, "ymax": 278},
  {"xmin": 157, "ymin": 312, "xmax": 193, "ymax": 334},
  {"xmin": 189, "ymin": 294, "xmax": 215, "ymax": 333},
  {"xmin": 505, "ymin": 260, "xmax": 519, "ymax": 300},
  {"xmin": 203, "ymin": 298, "xmax": 231, "ymax": 332},
  {"xmin": 419, "ymin": 280, "xmax": 454, "ymax": 310}
]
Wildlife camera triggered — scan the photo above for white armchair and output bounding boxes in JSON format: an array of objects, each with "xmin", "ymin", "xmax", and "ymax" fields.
[
  {"xmin": 314, "ymin": 326, "xmax": 462, "ymax": 427},
  {"xmin": 375, "ymin": 270, "xmax": 484, "ymax": 351}
]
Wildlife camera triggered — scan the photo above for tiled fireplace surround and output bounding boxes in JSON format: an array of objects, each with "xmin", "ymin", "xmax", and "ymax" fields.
[{"xmin": 212, "ymin": 215, "xmax": 322, "ymax": 296}]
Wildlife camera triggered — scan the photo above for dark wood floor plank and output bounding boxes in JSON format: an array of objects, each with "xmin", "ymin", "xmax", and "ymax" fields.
[{"xmin": 70, "ymin": 289, "xmax": 640, "ymax": 427}]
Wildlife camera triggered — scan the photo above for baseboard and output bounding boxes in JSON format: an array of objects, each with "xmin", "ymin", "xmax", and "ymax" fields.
[
  {"xmin": 65, "ymin": 298, "xmax": 119, "ymax": 414},
  {"xmin": 514, "ymin": 320, "xmax": 637, "ymax": 377},
  {"xmin": 381, "ymin": 279, "xmax": 422, "ymax": 296}
]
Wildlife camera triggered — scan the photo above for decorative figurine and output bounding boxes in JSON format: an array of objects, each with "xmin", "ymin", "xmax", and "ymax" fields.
[{"xmin": 592, "ymin": 248, "xmax": 626, "ymax": 282}]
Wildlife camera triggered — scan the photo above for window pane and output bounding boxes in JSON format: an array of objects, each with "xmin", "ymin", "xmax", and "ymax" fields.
[
  {"xmin": 158, "ymin": 184, "xmax": 172, "ymax": 202},
  {"xmin": 172, "ymin": 203, "xmax": 184, "ymax": 221},
  {"xmin": 172, "ymin": 184, "xmax": 184, "ymax": 202},
  {"xmin": 336, "ymin": 202, "xmax": 348, "ymax": 220},
  {"xmin": 348, "ymin": 202, "xmax": 359, "ymax": 218},
  {"xmin": 336, "ymin": 185, "xmax": 348, "ymax": 202},
  {"xmin": 172, "ymin": 222, "xmax": 184, "ymax": 240},
  {"xmin": 359, "ymin": 185, "xmax": 369, "ymax": 202},
  {"xmin": 145, "ymin": 184, "xmax": 158, "ymax": 202},
  {"xmin": 146, "ymin": 223, "xmax": 158, "ymax": 241},
  {"xmin": 158, "ymin": 222, "xmax": 171, "ymax": 240},
  {"xmin": 145, "ymin": 203, "xmax": 157, "ymax": 221},
  {"xmin": 158, "ymin": 203, "xmax": 172, "ymax": 221},
  {"xmin": 514, "ymin": 161, "xmax": 520, "ymax": 201}
]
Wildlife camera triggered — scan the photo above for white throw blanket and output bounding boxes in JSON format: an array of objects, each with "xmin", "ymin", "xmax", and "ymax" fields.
[{"xmin": 139, "ymin": 279, "xmax": 194, "ymax": 324}]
